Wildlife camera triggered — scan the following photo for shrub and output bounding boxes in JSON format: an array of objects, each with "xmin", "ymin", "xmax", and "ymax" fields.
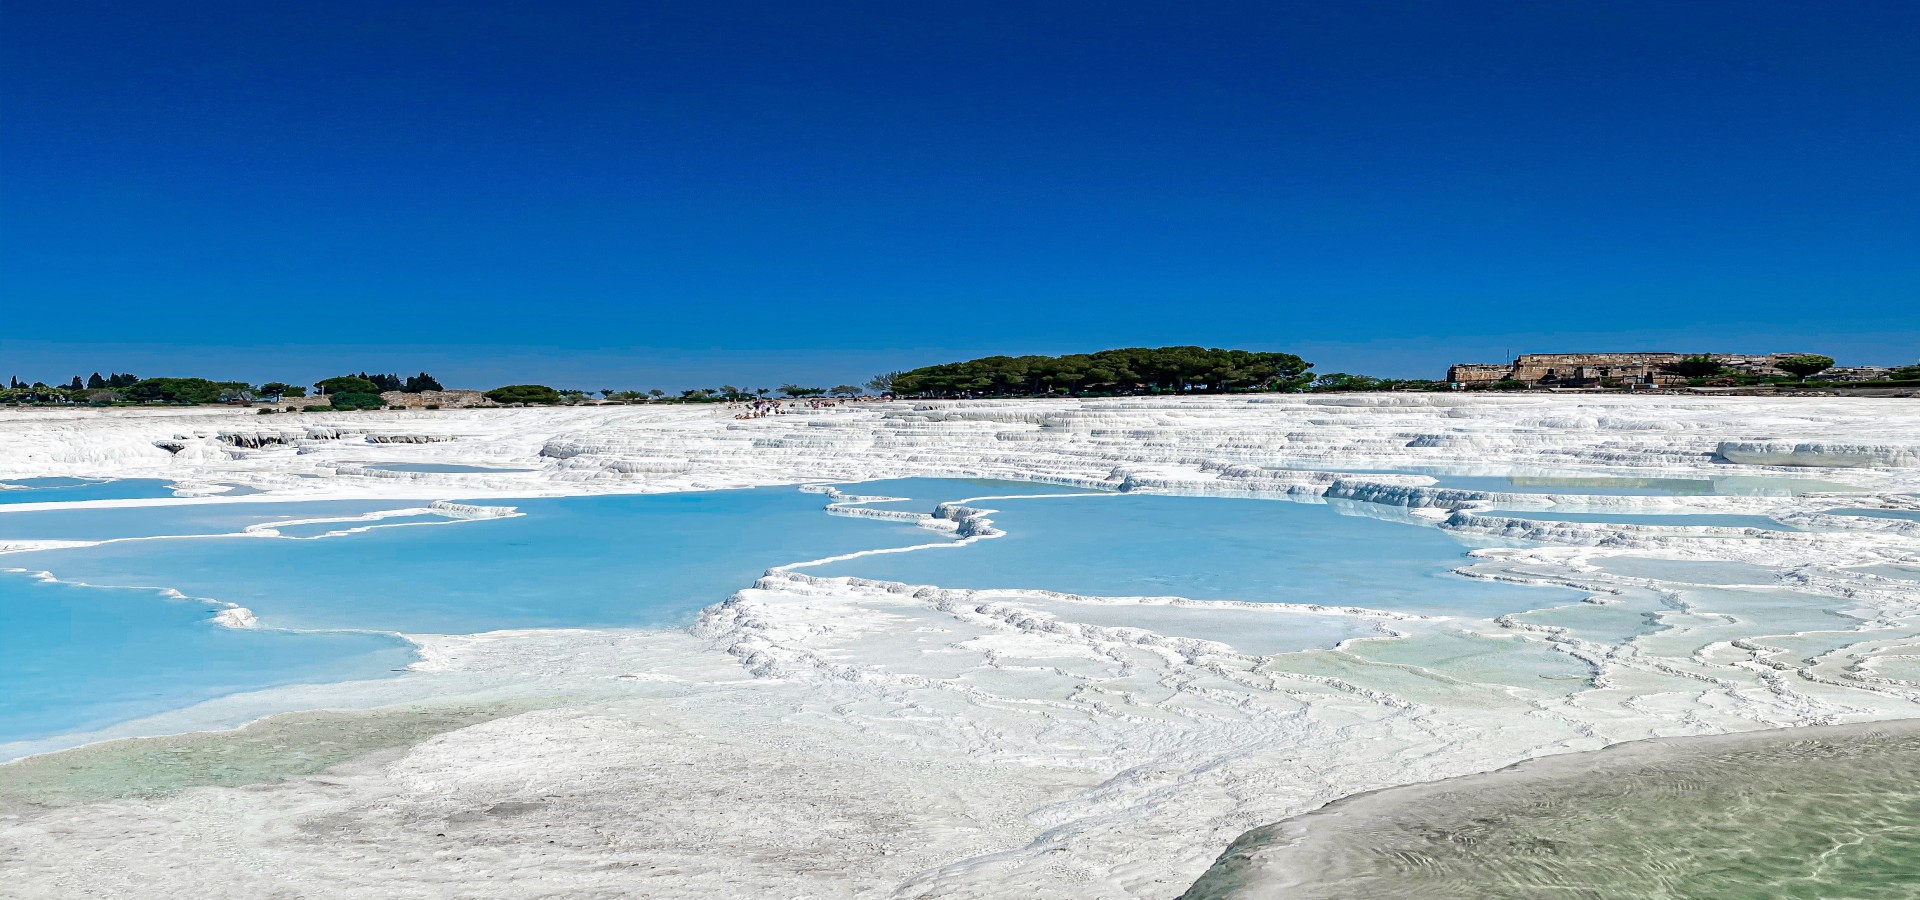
[
  {"xmin": 258, "ymin": 408, "xmax": 276, "ymax": 415},
  {"xmin": 424, "ymin": 404, "xmax": 440, "ymax": 410},
  {"xmin": 324, "ymin": 392, "xmax": 383, "ymax": 411}
]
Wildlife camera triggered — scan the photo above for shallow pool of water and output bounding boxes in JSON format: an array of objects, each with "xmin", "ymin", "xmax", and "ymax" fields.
[
  {"xmin": 0, "ymin": 500, "xmax": 424, "ymax": 542},
  {"xmin": 0, "ymin": 478, "xmax": 179, "ymax": 504},
  {"xmin": 999, "ymin": 597, "xmax": 1381, "ymax": 656},
  {"xmin": 1480, "ymin": 509, "xmax": 1804, "ymax": 531},
  {"xmin": 2, "ymin": 486, "xmax": 962, "ymax": 635},
  {"xmin": 822, "ymin": 477, "xmax": 1096, "ymax": 504},
  {"xmin": 806, "ymin": 493, "xmax": 1579, "ymax": 618},
  {"xmin": 358, "ymin": 463, "xmax": 539, "ymax": 474},
  {"xmin": 1183, "ymin": 720, "xmax": 1920, "ymax": 900},
  {"xmin": 1275, "ymin": 466, "xmax": 1860, "ymax": 497},
  {"xmin": 1595, "ymin": 557, "xmax": 1782, "ymax": 585},
  {"xmin": 266, "ymin": 512, "xmax": 456, "ymax": 539},
  {"xmin": 0, "ymin": 578, "xmax": 413, "ymax": 748}
]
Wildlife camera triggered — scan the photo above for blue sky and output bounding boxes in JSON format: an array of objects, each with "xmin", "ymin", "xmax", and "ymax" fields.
[{"xmin": 3, "ymin": 1, "xmax": 1915, "ymax": 389}]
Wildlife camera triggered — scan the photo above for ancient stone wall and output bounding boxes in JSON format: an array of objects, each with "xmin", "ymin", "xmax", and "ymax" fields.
[
  {"xmin": 1445, "ymin": 352, "xmax": 1809, "ymax": 387},
  {"xmin": 377, "ymin": 389, "xmax": 493, "ymax": 409},
  {"xmin": 1445, "ymin": 364, "xmax": 1513, "ymax": 385}
]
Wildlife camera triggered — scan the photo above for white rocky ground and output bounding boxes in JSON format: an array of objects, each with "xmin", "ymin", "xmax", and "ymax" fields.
[{"xmin": 1, "ymin": 395, "xmax": 1918, "ymax": 898}]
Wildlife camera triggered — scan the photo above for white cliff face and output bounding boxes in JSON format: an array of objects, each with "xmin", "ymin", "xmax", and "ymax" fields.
[{"xmin": 1, "ymin": 396, "xmax": 1918, "ymax": 899}]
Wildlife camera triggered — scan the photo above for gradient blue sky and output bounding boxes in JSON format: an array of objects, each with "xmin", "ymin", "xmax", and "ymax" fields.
[{"xmin": 3, "ymin": 1, "xmax": 1915, "ymax": 389}]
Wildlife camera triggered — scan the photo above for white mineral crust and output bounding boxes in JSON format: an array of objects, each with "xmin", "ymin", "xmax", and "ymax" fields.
[{"xmin": 0, "ymin": 396, "xmax": 1917, "ymax": 898}]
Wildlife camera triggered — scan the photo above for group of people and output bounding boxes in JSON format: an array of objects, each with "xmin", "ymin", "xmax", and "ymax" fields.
[{"xmin": 728, "ymin": 396, "xmax": 872, "ymax": 419}]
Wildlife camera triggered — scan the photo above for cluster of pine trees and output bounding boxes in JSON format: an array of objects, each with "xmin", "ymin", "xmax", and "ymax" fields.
[{"xmin": 887, "ymin": 346, "xmax": 1313, "ymax": 396}]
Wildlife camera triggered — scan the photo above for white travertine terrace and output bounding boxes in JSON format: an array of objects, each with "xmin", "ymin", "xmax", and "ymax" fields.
[{"xmin": 0, "ymin": 395, "xmax": 1917, "ymax": 899}]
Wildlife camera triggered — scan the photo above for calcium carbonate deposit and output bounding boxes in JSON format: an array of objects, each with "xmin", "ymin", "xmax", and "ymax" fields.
[{"xmin": 1, "ymin": 395, "xmax": 1917, "ymax": 899}]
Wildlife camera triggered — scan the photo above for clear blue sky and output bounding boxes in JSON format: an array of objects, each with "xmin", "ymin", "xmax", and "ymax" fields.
[{"xmin": 3, "ymin": 1, "xmax": 1915, "ymax": 390}]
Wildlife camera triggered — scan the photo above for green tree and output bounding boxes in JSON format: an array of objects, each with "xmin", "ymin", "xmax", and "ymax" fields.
[
  {"xmin": 1311, "ymin": 373, "xmax": 1384, "ymax": 392},
  {"xmin": 486, "ymin": 384, "xmax": 563, "ymax": 405},
  {"xmin": 1670, "ymin": 355, "xmax": 1724, "ymax": 378},
  {"xmin": 329, "ymin": 392, "xmax": 385, "ymax": 410},
  {"xmin": 403, "ymin": 372, "xmax": 443, "ymax": 392},
  {"xmin": 1775, "ymin": 354, "xmax": 1835, "ymax": 380},
  {"xmin": 316, "ymin": 376, "xmax": 381, "ymax": 396},
  {"xmin": 830, "ymin": 384, "xmax": 861, "ymax": 397},
  {"xmin": 889, "ymin": 347, "xmax": 1312, "ymax": 396},
  {"xmin": 124, "ymin": 377, "xmax": 230, "ymax": 404}
]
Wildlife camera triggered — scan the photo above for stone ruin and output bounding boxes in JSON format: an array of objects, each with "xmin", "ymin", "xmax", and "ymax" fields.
[
  {"xmin": 376, "ymin": 389, "xmax": 494, "ymax": 409},
  {"xmin": 1444, "ymin": 352, "xmax": 1810, "ymax": 388}
]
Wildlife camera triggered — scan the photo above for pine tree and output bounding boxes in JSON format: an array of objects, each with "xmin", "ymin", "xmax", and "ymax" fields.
[{"xmin": 87, "ymin": 372, "xmax": 106, "ymax": 389}]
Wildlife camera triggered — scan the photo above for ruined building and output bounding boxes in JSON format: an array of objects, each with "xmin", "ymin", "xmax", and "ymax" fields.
[{"xmin": 1445, "ymin": 353, "xmax": 1808, "ymax": 388}]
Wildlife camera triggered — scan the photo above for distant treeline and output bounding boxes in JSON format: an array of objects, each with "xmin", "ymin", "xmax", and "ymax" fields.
[
  {"xmin": 0, "ymin": 371, "xmax": 448, "ymax": 408},
  {"xmin": 883, "ymin": 346, "xmax": 1319, "ymax": 396}
]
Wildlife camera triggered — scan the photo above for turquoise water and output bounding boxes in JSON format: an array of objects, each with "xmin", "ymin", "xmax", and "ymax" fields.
[
  {"xmin": 267, "ymin": 512, "xmax": 455, "ymax": 539},
  {"xmin": 822, "ymin": 477, "xmax": 1094, "ymax": 503},
  {"xmin": 806, "ymin": 493, "xmax": 1578, "ymax": 617},
  {"xmin": 1480, "ymin": 510, "xmax": 1804, "ymax": 530},
  {"xmin": 1, "ymin": 487, "xmax": 960, "ymax": 635},
  {"xmin": 1597, "ymin": 557, "xmax": 1781, "ymax": 584},
  {"xmin": 0, "ymin": 477, "xmax": 1593, "ymax": 753},
  {"xmin": 0, "ymin": 577, "xmax": 413, "ymax": 745},
  {"xmin": 361, "ymin": 463, "xmax": 538, "ymax": 473},
  {"xmin": 1277, "ymin": 467, "xmax": 1860, "ymax": 497},
  {"xmin": 0, "ymin": 483, "xmax": 982, "ymax": 749},
  {"xmin": 0, "ymin": 500, "xmax": 423, "ymax": 542},
  {"xmin": 0, "ymin": 478, "xmax": 179, "ymax": 504}
]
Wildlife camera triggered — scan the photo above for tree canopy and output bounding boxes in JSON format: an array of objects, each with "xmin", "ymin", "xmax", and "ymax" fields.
[
  {"xmin": 1670, "ymin": 355, "xmax": 1725, "ymax": 377},
  {"xmin": 315, "ymin": 376, "xmax": 381, "ymax": 395},
  {"xmin": 1775, "ymin": 354, "xmax": 1835, "ymax": 379},
  {"xmin": 485, "ymin": 384, "xmax": 562, "ymax": 405},
  {"xmin": 891, "ymin": 346, "xmax": 1312, "ymax": 396},
  {"xmin": 328, "ymin": 392, "xmax": 385, "ymax": 410},
  {"xmin": 123, "ymin": 377, "xmax": 248, "ymax": 404}
]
